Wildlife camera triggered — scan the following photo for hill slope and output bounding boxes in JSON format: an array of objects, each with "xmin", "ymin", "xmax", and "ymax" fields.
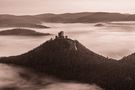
[{"xmin": 119, "ymin": 53, "xmax": 135, "ymax": 65}]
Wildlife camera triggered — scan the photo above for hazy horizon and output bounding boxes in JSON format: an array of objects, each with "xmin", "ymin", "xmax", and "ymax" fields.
[
  {"xmin": 1, "ymin": 0, "xmax": 135, "ymax": 15},
  {"xmin": 0, "ymin": 11, "xmax": 133, "ymax": 16}
]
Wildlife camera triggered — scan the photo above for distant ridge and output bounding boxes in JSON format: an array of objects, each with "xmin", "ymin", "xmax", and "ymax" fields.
[
  {"xmin": 1, "ymin": 31, "xmax": 135, "ymax": 90},
  {"xmin": 0, "ymin": 28, "xmax": 51, "ymax": 36},
  {"xmin": 35, "ymin": 12, "xmax": 131, "ymax": 23},
  {"xmin": 1, "ymin": 12, "xmax": 135, "ymax": 28},
  {"xmin": 0, "ymin": 14, "xmax": 49, "ymax": 28}
]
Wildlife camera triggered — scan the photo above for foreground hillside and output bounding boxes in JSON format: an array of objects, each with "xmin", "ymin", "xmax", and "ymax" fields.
[{"xmin": 0, "ymin": 32, "xmax": 135, "ymax": 90}]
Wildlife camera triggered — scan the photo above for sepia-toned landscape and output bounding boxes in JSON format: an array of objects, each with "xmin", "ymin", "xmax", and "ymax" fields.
[{"xmin": 1, "ymin": 0, "xmax": 135, "ymax": 90}]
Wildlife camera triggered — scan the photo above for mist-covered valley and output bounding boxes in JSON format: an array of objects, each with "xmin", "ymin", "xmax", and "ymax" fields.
[
  {"xmin": 0, "ymin": 22, "xmax": 135, "ymax": 59},
  {"xmin": 0, "ymin": 21, "xmax": 135, "ymax": 90}
]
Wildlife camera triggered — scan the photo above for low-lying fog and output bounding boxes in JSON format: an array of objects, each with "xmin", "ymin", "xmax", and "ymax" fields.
[
  {"xmin": 0, "ymin": 21, "xmax": 135, "ymax": 59},
  {"xmin": 0, "ymin": 64, "xmax": 103, "ymax": 90}
]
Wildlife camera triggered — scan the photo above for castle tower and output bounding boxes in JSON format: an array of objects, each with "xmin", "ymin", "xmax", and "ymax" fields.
[{"xmin": 58, "ymin": 31, "xmax": 64, "ymax": 38}]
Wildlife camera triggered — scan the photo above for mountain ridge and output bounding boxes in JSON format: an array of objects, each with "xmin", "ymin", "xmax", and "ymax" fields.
[{"xmin": 1, "ymin": 12, "xmax": 135, "ymax": 28}]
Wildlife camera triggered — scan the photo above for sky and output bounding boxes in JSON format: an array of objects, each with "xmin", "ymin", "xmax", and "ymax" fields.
[{"xmin": 0, "ymin": 0, "xmax": 135, "ymax": 15}]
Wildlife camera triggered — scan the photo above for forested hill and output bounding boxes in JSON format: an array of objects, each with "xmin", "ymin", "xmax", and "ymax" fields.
[{"xmin": 1, "ymin": 33, "xmax": 135, "ymax": 90}]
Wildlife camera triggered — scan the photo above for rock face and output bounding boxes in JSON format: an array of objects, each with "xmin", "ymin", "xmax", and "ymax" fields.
[
  {"xmin": 1, "ymin": 32, "xmax": 135, "ymax": 90},
  {"xmin": 0, "ymin": 28, "xmax": 51, "ymax": 36}
]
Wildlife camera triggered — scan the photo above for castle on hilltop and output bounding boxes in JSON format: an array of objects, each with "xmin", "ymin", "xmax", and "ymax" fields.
[
  {"xmin": 55, "ymin": 31, "xmax": 68, "ymax": 39},
  {"xmin": 50, "ymin": 31, "xmax": 68, "ymax": 41}
]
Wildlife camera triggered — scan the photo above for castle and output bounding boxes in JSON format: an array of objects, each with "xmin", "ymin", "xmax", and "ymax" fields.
[
  {"xmin": 55, "ymin": 31, "xmax": 68, "ymax": 39},
  {"xmin": 50, "ymin": 31, "xmax": 68, "ymax": 41}
]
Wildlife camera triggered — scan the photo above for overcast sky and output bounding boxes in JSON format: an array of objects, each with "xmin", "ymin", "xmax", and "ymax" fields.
[{"xmin": 0, "ymin": 0, "xmax": 135, "ymax": 15}]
